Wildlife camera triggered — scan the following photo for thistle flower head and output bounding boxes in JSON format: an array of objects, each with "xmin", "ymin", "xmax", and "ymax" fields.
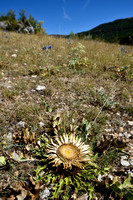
[{"xmin": 46, "ymin": 133, "xmax": 92, "ymax": 170}]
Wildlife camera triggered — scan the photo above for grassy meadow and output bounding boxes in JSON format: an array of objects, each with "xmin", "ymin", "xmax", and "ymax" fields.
[{"xmin": 0, "ymin": 32, "xmax": 133, "ymax": 199}]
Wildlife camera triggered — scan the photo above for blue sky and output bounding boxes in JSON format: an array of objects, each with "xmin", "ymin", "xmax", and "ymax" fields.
[{"xmin": 0, "ymin": 0, "xmax": 133, "ymax": 35}]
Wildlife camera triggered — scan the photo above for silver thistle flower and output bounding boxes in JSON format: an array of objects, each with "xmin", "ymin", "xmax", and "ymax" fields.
[{"xmin": 46, "ymin": 133, "xmax": 92, "ymax": 170}]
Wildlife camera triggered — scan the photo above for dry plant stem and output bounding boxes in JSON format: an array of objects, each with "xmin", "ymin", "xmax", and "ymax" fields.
[
  {"xmin": 46, "ymin": 51, "xmax": 50, "ymax": 72},
  {"xmin": 93, "ymin": 79, "xmax": 119, "ymax": 124},
  {"xmin": 0, "ymin": 149, "xmax": 37, "ymax": 164}
]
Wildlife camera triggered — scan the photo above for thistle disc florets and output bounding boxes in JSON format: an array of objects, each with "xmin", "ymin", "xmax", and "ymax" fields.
[{"xmin": 46, "ymin": 133, "xmax": 92, "ymax": 170}]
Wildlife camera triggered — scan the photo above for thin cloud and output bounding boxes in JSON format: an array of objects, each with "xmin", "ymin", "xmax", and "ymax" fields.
[
  {"xmin": 62, "ymin": 7, "xmax": 71, "ymax": 21},
  {"xmin": 83, "ymin": 0, "xmax": 91, "ymax": 9}
]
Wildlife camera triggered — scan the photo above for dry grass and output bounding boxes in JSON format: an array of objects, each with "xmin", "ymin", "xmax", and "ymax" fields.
[
  {"xmin": 0, "ymin": 31, "xmax": 133, "ymax": 199},
  {"xmin": 0, "ymin": 30, "xmax": 133, "ymax": 142}
]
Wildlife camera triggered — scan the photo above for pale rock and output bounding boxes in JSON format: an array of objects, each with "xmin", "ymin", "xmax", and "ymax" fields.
[
  {"xmin": 108, "ymin": 174, "xmax": 114, "ymax": 181},
  {"xmin": 130, "ymin": 159, "xmax": 133, "ymax": 166},
  {"xmin": 31, "ymin": 75, "xmax": 37, "ymax": 78},
  {"xmin": 98, "ymin": 174, "xmax": 103, "ymax": 182},
  {"xmin": 39, "ymin": 122, "xmax": 45, "ymax": 127},
  {"xmin": 37, "ymin": 140, "xmax": 41, "ymax": 146},
  {"xmin": 31, "ymin": 89, "xmax": 36, "ymax": 92},
  {"xmin": 11, "ymin": 54, "xmax": 17, "ymax": 58},
  {"xmin": 104, "ymin": 128, "xmax": 112, "ymax": 132},
  {"xmin": 124, "ymin": 132, "xmax": 131, "ymax": 138},
  {"xmin": 40, "ymin": 187, "xmax": 50, "ymax": 199},
  {"xmin": 77, "ymin": 193, "xmax": 88, "ymax": 200},
  {"xmin": 127, "ymin": 170, "xmax": 133, "ymax": 177},
  {"xmin": 121, "ymin": 156, "xmax": 130, "ymax": 166},
  {"xmin": 36, "ymin": 85, "xmax": 46, "ymax": 91},
  {"xmin": 98, "ymin": 173, "xmax": 107, "ymax": 181},
  {"xmin": 128, "ymin": 121, "xmax": 133, "ymax": 126},
  {"xmin": 17, "ymin": 121, "xmax": 26, "ymax": 128},
  {"xmin": 14, "ymin": 63, "xmax": 18, "ymax": 66},
  {"xmin": 6, "ymin": 132, "xmax": 13, "ymax": 141},
  {"xmin": 119, "ymin": 127, "xmax": 124, "ymax": 132},
  {"xmin": 6, "ymin": 85, "xmax": 12, "ymax": 89},
  {"xmin": 121, "ymin": 156, "xmax": 128, "ymax": 160}
]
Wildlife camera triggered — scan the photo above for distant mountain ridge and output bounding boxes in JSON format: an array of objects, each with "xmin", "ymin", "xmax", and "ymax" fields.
[{"xmin": 76, "ymin": 17, "xmax": 133, "ymax": 45}]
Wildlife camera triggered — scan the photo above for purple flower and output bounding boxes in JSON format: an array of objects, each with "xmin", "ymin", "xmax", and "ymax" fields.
[
  {"xmin": 42, "ymin": 45, "xmax": 53, "ymax": 51},
  {"xmin": 42, "ymin": 46, "xmax": 47, "ymax": 51},
  {"xmin": 48, "ymin": 45, "xmax": 52, "ymax": 49}
]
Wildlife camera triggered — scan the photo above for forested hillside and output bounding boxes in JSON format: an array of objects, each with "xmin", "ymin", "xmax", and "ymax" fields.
[{"xmin": 76, "ymin": 18, "xmax": 133, "ymax": 45}]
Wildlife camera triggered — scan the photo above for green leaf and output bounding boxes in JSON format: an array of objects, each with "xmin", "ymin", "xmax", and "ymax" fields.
[
  {"xmin": 119, "ymin": 175, "xmax": 133, "ymax": 190},
  {"xmin": 124, "ymin": 189, "xmax": 133, "ymax": 200},
  {"xmin": 0, "ymin": 156, "xmax": 6, "ymax": 166},
  {"xmin": 111, "ymin": 183, "xmax": 123, "ymax": 198}
]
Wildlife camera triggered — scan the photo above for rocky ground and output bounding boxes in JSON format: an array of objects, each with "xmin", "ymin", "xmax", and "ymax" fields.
[{"xmin": 0, "ymin": 32, "xmax": 133, "ymax": 199}]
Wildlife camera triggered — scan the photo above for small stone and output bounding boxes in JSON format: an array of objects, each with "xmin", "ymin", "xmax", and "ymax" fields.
[
  {"xmin": 37, "ymin": 140, "xmax": 41, "ymax": 146},
  {"xmin": 128, "ymin": 121, "xmax": 133, "ymax": 126},
  {"xmin": 14, "ymin": 63, "xmax": 18, "ymax": 66},
  {"xmin": 108, "ymin": 174, "xmax": 114, "ymax": 181},
  {"xmin": 6, "ymin": 132, "xmax": 13, "ymax": 141},
  {"xmin": 119, "ymin": 127, "xmax": 124, "ymax": 132},
  {"xmin": 17, "ymin": 121, "xmax": 26, "ymax": 128},
  {"xmin": 39, "ymin": 122, "xmax": 45, "ymax": 127},
  {"xmin": 11, "ymin": 54, "xmax": 17, "ymax": 58},
  {"xmin": 121, "ymin": 156, "xmax": 128, "ymax": 160},
  {"xmin": 124, "ymin": 132, "xmax": 131, "ymax": 138},
  {"xmin": 36, "ymin": 85, "xmax": 46, "ymax": 91},
  {"xmin": 104, "ymin": 128, "xmax": 112, "ymax": 132},
  {"xmin": 121, "ymin": 158, "xmax": 130, "ymax": 167},
  {"xmin": 40, "ymin": 187, "xmax": 50, "ymax": 199},
  {"xmin": 77, "ymin": 193, "xmax": 88, "ymax": 200},
  {"xmin": 127, "ymin": 170, "xmax": 133, "ymax": 177},
  {"xmin": 31, "ymin": 75, "xmax": 37, "ymax": 78},
  {"xmin": 119, "ymin": 133, "xmax": 123, "ymax": 137},
  {"xmin": 6, "ymin": 85, "xmax": 12, "ymax": 89},
  {"xmin": 31, "ymin": 89, "xmax": 36, "ymax": 92},
  {"xmin": 130, "ymin": 159, "xmax": 133, "ymax": 166},
  {"xmin": 98, "ymin": 174, "xmax": 103, "ymax": 182}
]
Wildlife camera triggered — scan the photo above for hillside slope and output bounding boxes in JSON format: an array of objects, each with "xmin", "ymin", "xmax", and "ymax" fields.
[{"xmin": 77, "ymin": 17, "xmax": 133, "ymax": 45}]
